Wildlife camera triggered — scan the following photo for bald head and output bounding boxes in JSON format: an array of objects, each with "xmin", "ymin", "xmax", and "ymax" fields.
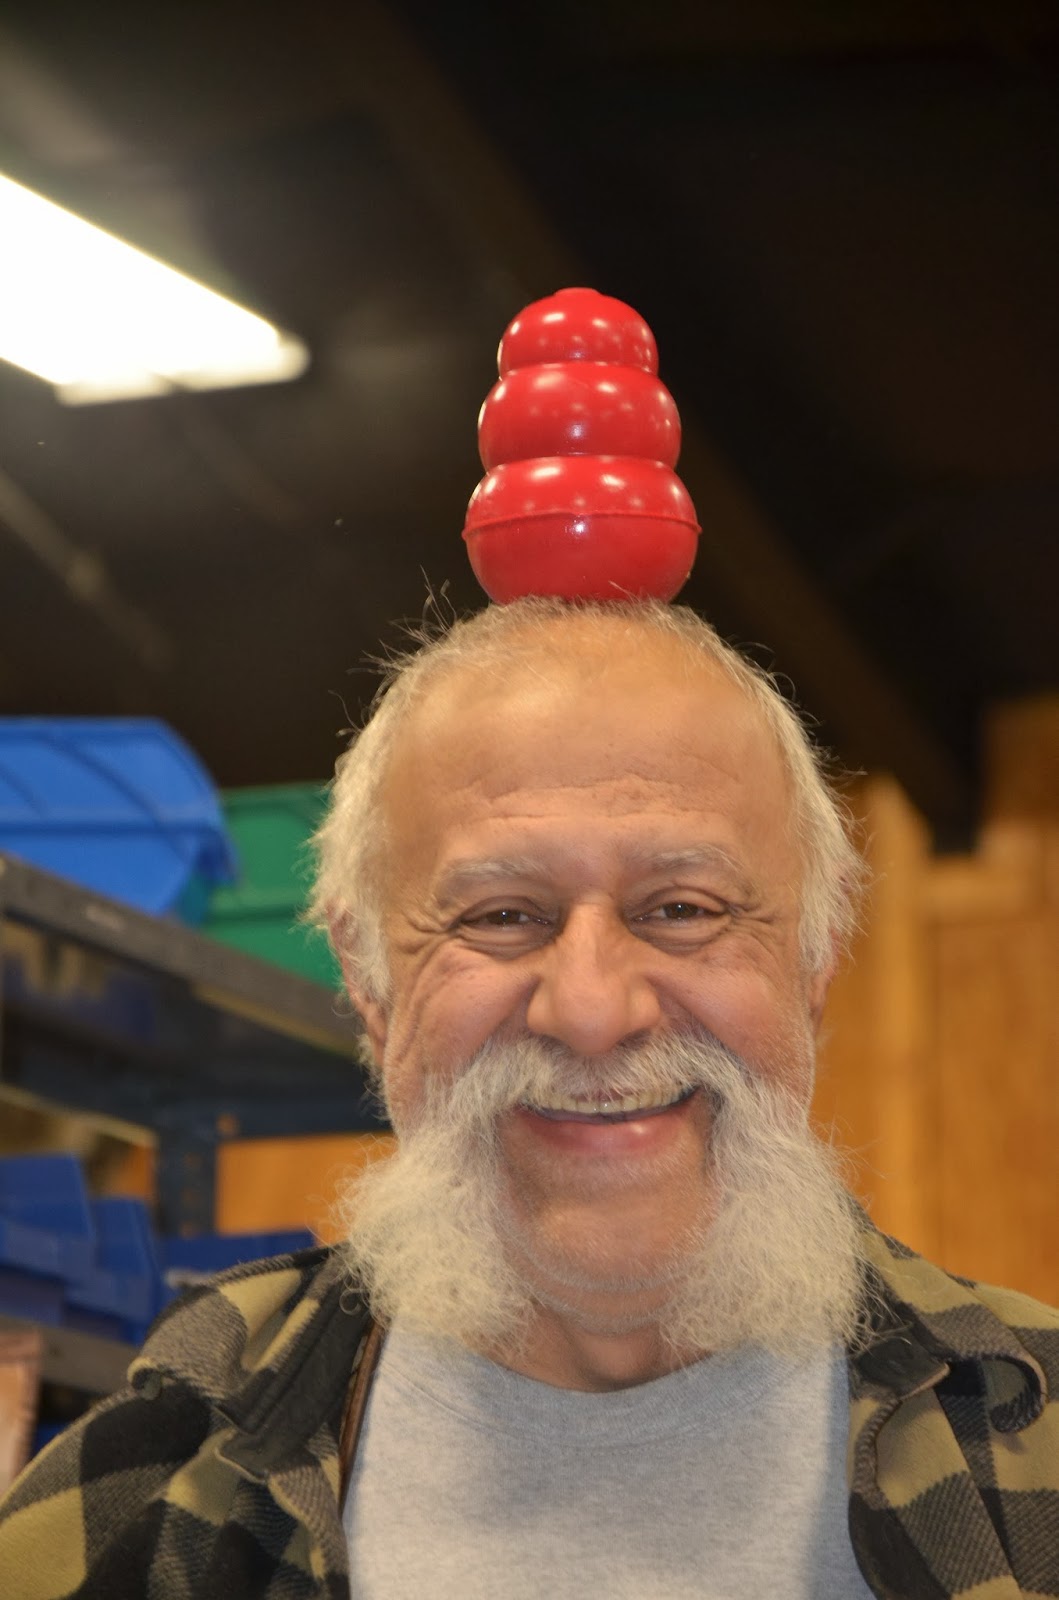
[{"xmin": 383, "ymin": 611, "xmax": 791, "ymax": 810}]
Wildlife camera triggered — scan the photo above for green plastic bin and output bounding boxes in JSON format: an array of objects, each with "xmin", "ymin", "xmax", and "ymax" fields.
[{"xmin": 202, "ymin": 783, "xmax": 340, "ymax": 988}]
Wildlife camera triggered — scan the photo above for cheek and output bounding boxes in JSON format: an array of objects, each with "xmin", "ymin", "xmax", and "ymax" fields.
[
  {"xmin": 676, "ymin": 962, "xmax": 817, "ymax": 1093},
  {"xmin": 381, "ymin": 953, "xmax": 532, "ymax": 1120}
]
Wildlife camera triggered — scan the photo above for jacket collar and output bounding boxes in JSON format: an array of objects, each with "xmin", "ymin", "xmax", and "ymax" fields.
[
  {"xmin": 129, "ymin": 1245, "xmax": 373, "ymax": 1476},
  {"xmin": 851, "ymin": 1223, "xmax": 1047, "ymax": 1432}
]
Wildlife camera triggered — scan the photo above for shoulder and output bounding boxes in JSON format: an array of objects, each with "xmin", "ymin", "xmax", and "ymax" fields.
[
  {"xmin": 861, "ymin": 1225, "xmax": 1059, "ymax": 1345},
  {"xmin": 133, "ymin": 1241, "xmax": 362, "ymax": 1400},
  {"xmin": 856, "ymin": 1221, "xmax": 1059, "ymax": 1430},
  {"xmin": 847, "ymin": 1223, "xmax": 1059, "ymax": 1594},
  {"xmin": 0, "ymin": 1244, "xmax": 368, "ymax": 1598}
]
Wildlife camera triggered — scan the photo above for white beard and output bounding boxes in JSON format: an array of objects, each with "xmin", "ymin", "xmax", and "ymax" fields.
[{"xmin": 334, "ymin": 1030, "xmax": 868, "ymax": 1363}]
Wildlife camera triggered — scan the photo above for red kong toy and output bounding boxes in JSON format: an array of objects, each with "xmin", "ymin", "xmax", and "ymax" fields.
[{"xmin": 463, "ymin": 287, "xmax": 701, "ymax": 603}]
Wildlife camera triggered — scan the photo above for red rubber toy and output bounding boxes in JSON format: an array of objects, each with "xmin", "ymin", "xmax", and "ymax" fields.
[{"xmin": 463, "ymin": 287, "xmax": 700, "ymax": 603}]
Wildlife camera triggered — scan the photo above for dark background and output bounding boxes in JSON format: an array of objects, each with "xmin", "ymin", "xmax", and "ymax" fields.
[{"xmin": 1, "ymin": 0, "xmax": 1056, "ymax": 847}]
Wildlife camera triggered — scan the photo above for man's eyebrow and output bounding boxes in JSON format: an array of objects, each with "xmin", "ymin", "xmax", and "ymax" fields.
[
  {"xmin": 433, "ymin": 856, "xmax": 549, "ymax": 905},
  {"xmin": 631, "ymin": 846, "xmax": 758, "ymax": 898},
  {"xmin": 434, "ymin": 845, "xmax": 758, "ymax": 905}
]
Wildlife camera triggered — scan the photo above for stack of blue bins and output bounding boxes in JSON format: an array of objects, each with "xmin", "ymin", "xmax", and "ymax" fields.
[
  {"xmin": 0, "ymin": 1153, "xmax": 161, "ymax": 1346},
  {"xmin": 0, "ymin": 1152, "xmax": 314, "ymax": 1342}
]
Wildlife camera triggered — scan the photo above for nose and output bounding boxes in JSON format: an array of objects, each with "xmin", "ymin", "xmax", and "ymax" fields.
[{"xmin": 525, "ymin": 904, "xmax": 663, "ymax": 1056}]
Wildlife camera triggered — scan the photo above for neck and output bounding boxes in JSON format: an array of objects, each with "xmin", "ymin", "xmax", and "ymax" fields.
[{"xmin": 488, "ymin": 1300, "xmax": 709, "ymax": 1391}]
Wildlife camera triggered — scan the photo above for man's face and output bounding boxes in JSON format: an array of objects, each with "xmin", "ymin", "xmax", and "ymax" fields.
[{"xmin": 355, "ymin": 622, "xmax": 832, "ymax": 1322}]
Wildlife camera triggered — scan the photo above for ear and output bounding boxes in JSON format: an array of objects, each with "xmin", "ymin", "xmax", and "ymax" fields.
[
  {"xmin": 329, "ymin": 912, "xmax": 389, "ymax": 1067},
  {"xmin": 351, "ymin": 987, "xmax": 389, "ymax": 1066},
  {"xmin": 806, "ymin": 939, "xmax": 840, "ymax": 1034}
]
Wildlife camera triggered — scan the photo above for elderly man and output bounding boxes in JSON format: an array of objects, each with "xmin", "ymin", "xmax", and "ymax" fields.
[{"xmin": 1, "ymin": 597, "xmax": 1057, "ymax": 1600}]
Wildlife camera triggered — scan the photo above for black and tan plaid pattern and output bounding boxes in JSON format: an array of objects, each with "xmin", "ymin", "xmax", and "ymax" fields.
[
  {"xmin": 0, "ymin": 1248, "xmax": 370, "ymax": 1599},
  {"xmin": 849, "ymin": 1229, "xmax": 1059, "ymax": 1597},
  {"xmin": 0, "ymin": 1226, "xmax": 1056, "ymax": 1598}
]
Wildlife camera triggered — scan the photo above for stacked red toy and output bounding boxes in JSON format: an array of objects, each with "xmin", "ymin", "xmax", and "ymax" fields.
[{"xmin": 463, "ymin": 287, "xmax": 701, "ymax": 603}]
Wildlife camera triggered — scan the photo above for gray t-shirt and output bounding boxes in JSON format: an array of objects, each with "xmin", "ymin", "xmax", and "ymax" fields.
[{"xmin": 343, "ymin": 1322, "xmax": 875, "ymax": 1598}]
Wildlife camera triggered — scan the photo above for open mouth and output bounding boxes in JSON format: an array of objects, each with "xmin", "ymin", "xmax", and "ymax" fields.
[{"xmin": 523, "ymin": 1085, "xmax": 697, "ymax": 1124}]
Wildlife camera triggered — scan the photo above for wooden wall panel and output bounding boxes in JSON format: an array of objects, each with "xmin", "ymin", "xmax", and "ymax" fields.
[
  {"xmin": 934, "ymin": 912, "xmax": 1059, "ymax": 1299},
  {"xmin": 815, "ymin": 776, "xmax": 941, "ymax": 1258},
  {"xmin": 216, "ymin": 1131, "xmax": 397, "ymax": 1239},
  {"xmin": 816, "ymin": 695, "xmax": 1059, "ymax": 1307}
]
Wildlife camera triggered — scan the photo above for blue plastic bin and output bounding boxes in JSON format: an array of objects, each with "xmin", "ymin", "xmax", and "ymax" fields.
[
  {"xmin": 66, "ymin": 1196, "xmax": 160, "ymax": 1337},
  {"xmin": 0, "ymin": 718, "xmax": 237, "ymax": 919},
  {"xmin": 0, "ymin": 1156, "xmax": 159, "ymax": 1341},
  {"xmin": 0, "ymin": 1263, "xmax": 66, "ymax": 1325},
  {"xmin": 0, "ymin": 1154, "xmax": 315, "ymax": 1344},
  {"xmin": 0, "ymin": 1154, "xmax": 95, "ymax": 1282}
]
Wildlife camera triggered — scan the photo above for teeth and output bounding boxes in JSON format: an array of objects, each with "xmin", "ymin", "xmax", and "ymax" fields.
[{"xmin": 531, "ymin": 1087, "xmax": 687, "ymax": 1116}]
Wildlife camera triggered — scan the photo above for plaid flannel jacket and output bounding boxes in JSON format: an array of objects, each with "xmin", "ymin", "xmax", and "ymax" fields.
[{"xmin": 0, "ymin": 1225, "xmax": 1056, "ymax": 1599}]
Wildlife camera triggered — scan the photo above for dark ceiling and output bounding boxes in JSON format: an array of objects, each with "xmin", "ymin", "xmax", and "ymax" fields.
[{"xmin": 0, "ymin": 0, "xmax": 1057, "ymax": 846}]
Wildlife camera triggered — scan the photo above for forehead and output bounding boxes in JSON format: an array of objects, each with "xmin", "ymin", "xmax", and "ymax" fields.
[{"xmin": 379, "ymin": 618, "xmax": 798, "ymax": 886}]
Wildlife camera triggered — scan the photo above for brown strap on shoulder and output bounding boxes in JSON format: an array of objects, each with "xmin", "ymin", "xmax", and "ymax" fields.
[{"xmin": 339, "ymin": 1319, "xmax": 385, "ymax": 1501}]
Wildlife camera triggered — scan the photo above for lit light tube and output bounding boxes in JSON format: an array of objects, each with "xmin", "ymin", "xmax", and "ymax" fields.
[{"xmin": 0, "ymin": 173, "xmax": 309, "ymax": 403}]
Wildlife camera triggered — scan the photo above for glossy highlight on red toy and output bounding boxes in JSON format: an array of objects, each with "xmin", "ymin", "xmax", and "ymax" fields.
[{"xmin": 463, "ymin": 287, "xmax": 701, "ymax": 603}]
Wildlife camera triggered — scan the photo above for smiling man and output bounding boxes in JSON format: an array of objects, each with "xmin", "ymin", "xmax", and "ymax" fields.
[
  {"xmin": 325, "ymin": 602, "xmax": 866, "ymax": 1399},
  {"xmin": 1, "ymin": 598, "xmax": 1058, "ymax": 1600}
]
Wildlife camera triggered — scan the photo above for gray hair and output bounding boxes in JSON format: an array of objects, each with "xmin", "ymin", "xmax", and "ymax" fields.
[{"xmin": 310, "ymin": 598, "xmax": 866, "ymax": 1002}]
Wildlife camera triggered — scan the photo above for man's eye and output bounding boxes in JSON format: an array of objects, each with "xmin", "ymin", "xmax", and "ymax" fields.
[
  {"xmin": 650, "ymin": 901, "xmax": 718, "ymax": 920},
  {"xmin": 457, "ymin": 905, "xmax": 553, "ymax": 951},
  {"xmin": 633, "ymin": 900, "xmax": 727, "ymax": 933},
  {"xmin": 462, "ymin": 907, "xmax": 548, "ymax": 930}
]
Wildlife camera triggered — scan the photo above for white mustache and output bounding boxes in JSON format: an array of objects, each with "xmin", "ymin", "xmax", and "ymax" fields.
[{"xmin": 414, "ymin": 1027, "xmax": 800, "ymax": 1142}]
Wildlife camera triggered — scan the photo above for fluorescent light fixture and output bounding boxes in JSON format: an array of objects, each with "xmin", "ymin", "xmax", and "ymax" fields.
[{"xmin": 0, "ymin": 172, "xmax": 309, "ymax": 404}]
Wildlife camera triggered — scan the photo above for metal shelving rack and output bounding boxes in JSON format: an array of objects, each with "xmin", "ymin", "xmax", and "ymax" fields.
[{"xmin": 0, "ymin": 852, "xmax": 387, "ymax": 1238}]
